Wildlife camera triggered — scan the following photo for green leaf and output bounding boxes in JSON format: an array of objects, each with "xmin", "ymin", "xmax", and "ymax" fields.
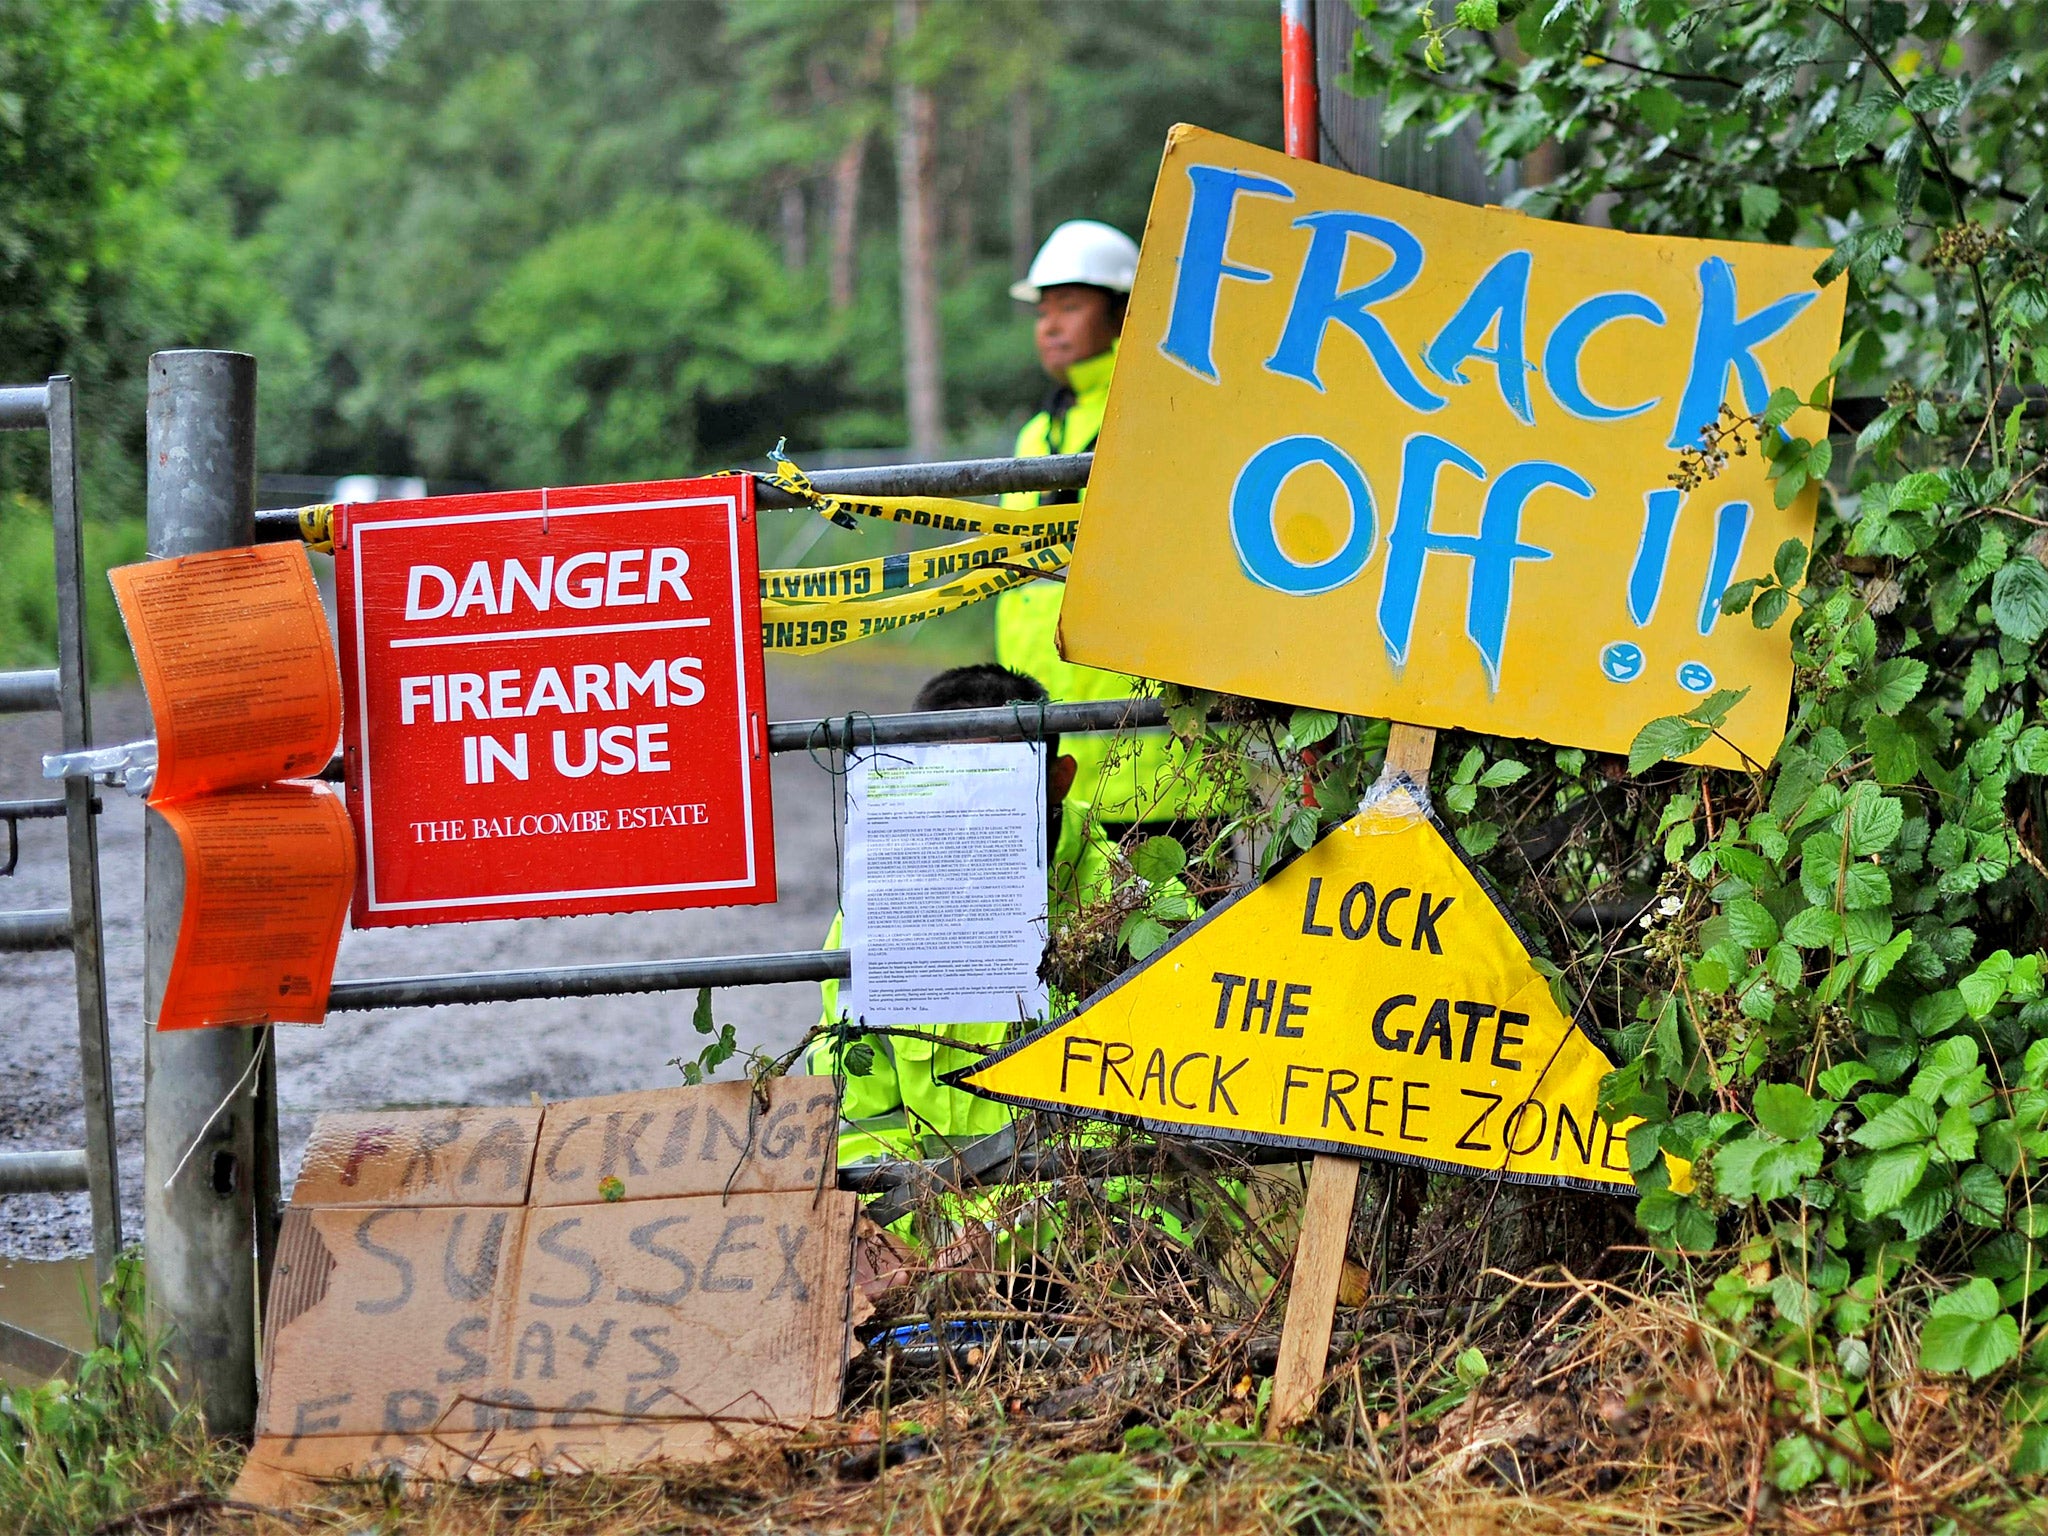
[
  {"xmin": 1456, "ymin": 820, "xmax": 1501, "ymax": 858},
  {"xmin": 1818, "ymin": 1063, "xmax": 1874, "ymax": 1098},
  {"xmin": 2014, "ymin": 726, "xmax": 2048, "ymax": 775},
  {"xmin": 1840, "ymin": 861, "xmax": 1892, "ymax": 911},
  {"xmin": 1716, "ymin": 1134, "xmax": 1822, "ymax": 1202},
  {"xmin": 1920, "ymin": 1278, "xmax": 2020, "ymax": 1378},
  {"xmin": 1782, "ymin": 905, "xmax": 1842, "ymax": 949},
  {"xmin": 1629, "ymin": 714, "xmax": 1710, "ymax": 775},
  {"xmin": 1834, "ymin": 93, "xmax": 1897, "ymax": 165},
  {"xmin": 1861, "ymin": 1143, "xmax": 1931, "ymax": 1215},
  {"xmin": 1739, "ymin": 183, "xmax": 1781, "ymax": 231},
  {"xmin": 1754, "ymin": 1083, "xmax": 1832, "ymax": 1142},
  {"xmin": 1891, "ymin": 469, "xmax": 1946, "ymax": 511},
  {"xmin": 1936, "ymin": 1101, "xmax": 1979, "ymax": 1162},
  {"xmin": 1770, "ymin": 1433, "xmax": 1825, "ymax": 1492},
  {"xmin": 1861, "ymin": 657, "xmax": 1927, "ymax": 716},
  {"xmin": 1477, "ymin": 758, "xmax": 1528, "ymax": 789},
  {"xmin": 1753, "ymin": 585, "xmax": 1791, "ymax": 629},
  {"xmin": 1119, "ymin": 914, "xmax": 1170, "ymax": 960},
  {"xmin": 1853, "ymin": 1095, "xmax": 1939, "ymax": 1150},
  {"xmin": 843, "ymin": 1039, "xmax": 876, "ymax": 1078},
  {"xmin": 1132, "ymin": 835, "xmax": 1187, "ymax": 885},
  {"xmin": 1960, "ymin": 960, "xmax": 2008, "ymax": 1020},
  {"xmin": 692, "ymin": 986, "xmax": 715, "ymax": 1036},
  {"xmin": 1957, "ymin": 1161, "xmax": 2006, "ymax": 1226},
  {"xmin": 1774, "ymin": 538, "xmax": 1809, "ymax": 587},
  {"xmin": 1452, "ymin": 0, "xmax": 1500, "ymax": 27},
  {"xmin": 1991, "ymin": 558, "xmax": 2048, "ymax": 643},
  {"xmin": 1286, "ymin": 708, "xmax": 1339, "ymax": 749},
  {"xmin": 1843, "ymin": 789, "xmax": 1905, "ymax": 855},
  {"xmin": 1724, "ymin": 898, "xmax": 1779, "ymax": 949},
  {"xmin": 1760, "ymin": 385, "xmax": 1803, "ymax": 431}
]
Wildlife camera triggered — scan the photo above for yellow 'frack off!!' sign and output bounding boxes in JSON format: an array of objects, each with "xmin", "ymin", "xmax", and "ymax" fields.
[
  {"xmin": 1060, "ymin": 127, "xmax": 1847, "ymax": 767},
  {"xmin": 957, "ymin": 788, "xmax": 1636, "ymax": 1191}
]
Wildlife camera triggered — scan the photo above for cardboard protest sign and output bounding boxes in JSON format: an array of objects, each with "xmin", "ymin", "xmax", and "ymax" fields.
[
  {"xmin": 1060, "ymin": 126, "xmax": 1847, "ymax": 766},
  {"xmin": 958, "ymin": 787, "xmax": 1637, "ymax": 1192},
  {"xmin": 239, "ymin": 1078, "xmax": 857, "ymax": 1499},
  {"xmin": 336, "ymin": 476, "xmax": 775, "ymax": 926},
  {"xmin": 110, "ymin": 543, "xmax": 354, "ymax": 1030}
]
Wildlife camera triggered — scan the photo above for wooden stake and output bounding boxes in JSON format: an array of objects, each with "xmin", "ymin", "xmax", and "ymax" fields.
[{"xmin": 1266, "ymin": 722, "xmax": 1436, "ymax": 1438}]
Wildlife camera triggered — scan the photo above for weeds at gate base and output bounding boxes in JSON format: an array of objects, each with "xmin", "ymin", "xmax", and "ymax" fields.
[{"xmin": 0, "ymin": 1253, "xmax": 233, "ymax": 1533}]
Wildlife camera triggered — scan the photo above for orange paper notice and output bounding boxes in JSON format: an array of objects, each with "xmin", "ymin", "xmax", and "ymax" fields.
[
  {"xmin": 152, "ymin": 785, "xmax": 355, "ymax": 1030},
  {"xmin": 110, "ymin": 543, "xmax": 341, "ymax": 797},
  {"xmin": 111, "ymin": 542, "xmax": 355, "ymax": 1031}
]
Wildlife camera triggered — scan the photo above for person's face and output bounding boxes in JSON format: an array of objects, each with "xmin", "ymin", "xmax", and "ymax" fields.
[{"xmin": 1034, "ymin": 285, "xmax": 1120, "ymax": 383}]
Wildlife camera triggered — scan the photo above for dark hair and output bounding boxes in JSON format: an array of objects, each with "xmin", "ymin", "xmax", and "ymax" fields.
[
  {"xmin": 914, "ymin": 664, "xmax": 1047, "ymax": 713},
  {"xmin": 914, "ymin": 664, "xmax": 1061, "ymax": 760}
]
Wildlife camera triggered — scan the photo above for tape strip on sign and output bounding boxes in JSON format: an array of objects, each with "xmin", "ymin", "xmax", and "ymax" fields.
[
  {"xmin": 760, "ymin": 543, "xmax": 1072, "ymax": 653},
  {"xmin": 759, "ymin": 525, "xmax": 1076, "ymax": 605},
  {"xmin": 953, "ymin": 781, "xmax": 1665, "ymax": 1195}
]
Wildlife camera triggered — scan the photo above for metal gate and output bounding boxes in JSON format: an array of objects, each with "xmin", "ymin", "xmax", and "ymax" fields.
[{"xmin": 0, "ymin": 376, "xmax": 122, "ymax": 1375}]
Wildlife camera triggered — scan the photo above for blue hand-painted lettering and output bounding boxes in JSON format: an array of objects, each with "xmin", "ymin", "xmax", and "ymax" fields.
[
  {"xmin": 1668, "ymin": 257, "xmax": 1816, "ymax": 448},
  {"xmin": 1697, "ymin": 501, "xmax": 1753, "ymax": 634},
  {"xmin": 1265, "ymin": 212, "xmax": 1445, "ymax": 411},
  {"xmin": 1627, "ymin": 487, "xmax": 1684, "ymax": 626},
  {"xmin": 1423, "ymin": 250, "xmax": 1535, "ymax": 424},
  {"xmin": 1229, "ymin": 436, "xmax": 1379, "ymax": 596},
  {"xmin": 1158, "ymin": 166, "xmax": 1294, "ymax": 383},
  {"xmin": 1544, "ymin": 291, "xmax": 1665, "ymax": 421},
  {"xmin": 1377, "ymin": 436, "xmax": 1577, "ymax": 687}
]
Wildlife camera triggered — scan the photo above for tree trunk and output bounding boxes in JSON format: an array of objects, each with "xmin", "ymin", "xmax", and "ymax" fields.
[
  {"xmin": 894, "ymin": 0, "xmax": 944, "ymax": 460},
  {"xmin": 780, "ymin": 180, "xmax": 808, "ymax": 273},
  {"xmin": 828, "ymin": 132, "xmax": 865, "ymax": 313},
  {"xmin": 1009, "ymin": 82, "xmax": 1034, "ymax": 280}
]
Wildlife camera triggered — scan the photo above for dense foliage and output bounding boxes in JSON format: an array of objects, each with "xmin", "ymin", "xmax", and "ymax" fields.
[
  {"xmin": 0, "ymin": 0, "xmax": 1279, "ymax": 503},
  {"xmin": 1301, "ymin": 0, "xmax": 2048, "ymax": 1489}
]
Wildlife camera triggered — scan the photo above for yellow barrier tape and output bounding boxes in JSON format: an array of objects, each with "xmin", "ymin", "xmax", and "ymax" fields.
[
  {"xmin": 763, "ymin": 447, "xmax": 1080, "ymax": 543},
  {"xmin": 298, "ymin": 504, "xmax": 336, "ymax": 554},
  {"xmin": 759, "ymin": 523, "xmax": 1076, "ymax": 605},
  {"xmin": 761, "ymin": 541, "xmax": 1071, "ymax": 653}
]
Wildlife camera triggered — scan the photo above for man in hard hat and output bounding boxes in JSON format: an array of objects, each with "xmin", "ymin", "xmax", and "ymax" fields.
[{"xmin": 997, "ymin": 220, "xmax": 1214, "ymax": 837}]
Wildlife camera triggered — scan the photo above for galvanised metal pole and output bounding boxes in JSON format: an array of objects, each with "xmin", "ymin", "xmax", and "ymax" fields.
[
  {"xmin": 142, "ymin": 350, "xmax": 261, "ymax": 1434},
  {"xmin": 47, "ymin": 375, "xmax": 123, "ymax": 1311}
]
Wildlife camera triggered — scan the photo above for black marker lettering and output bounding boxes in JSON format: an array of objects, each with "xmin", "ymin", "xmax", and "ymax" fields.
[
  {"xmin": 1456, "ymin": 1090, "xmax": 1503, "ymax": 1151},
  {"xmin": 1301, "ymin": 876, "xmax": 1334, "ymax": 936}
]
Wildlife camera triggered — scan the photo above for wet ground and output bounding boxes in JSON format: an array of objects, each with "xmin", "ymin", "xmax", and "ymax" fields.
[{"xmin": 0, "ymin": 653, "xmax": 936, "ymax": 1263}]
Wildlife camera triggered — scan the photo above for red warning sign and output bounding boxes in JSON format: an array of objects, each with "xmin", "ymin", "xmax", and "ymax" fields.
[{"xmin": 336, "ymin": 476, "xmax": 775, "ymax": 926}]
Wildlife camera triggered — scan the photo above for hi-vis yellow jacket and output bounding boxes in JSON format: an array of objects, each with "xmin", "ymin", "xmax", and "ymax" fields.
[
  {"xmin": 995, "ymin": 343, "xmax": 1214, "ymax": 822},
  {"xmin": 805, "ymin": 800, "xmax": 1116, "ymax": 1164}
]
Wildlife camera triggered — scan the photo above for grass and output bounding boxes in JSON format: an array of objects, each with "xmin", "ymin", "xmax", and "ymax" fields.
[
  {"xmin": 0, "ymin": 495, "xmax": 145, "ymax": 682},
  {"xmin": 0, "ymin": 1254, "xmax": 235, "ymax": 1535},
  {"xmin": 9, "ymin": 1143, "xmax": 2035, "ymax": 1534}
]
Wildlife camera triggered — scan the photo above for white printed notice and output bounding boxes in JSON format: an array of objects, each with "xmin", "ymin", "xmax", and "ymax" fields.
[{"xmin": 844, "ymin": 741, "xmax": 1049, "ymax": 1027}]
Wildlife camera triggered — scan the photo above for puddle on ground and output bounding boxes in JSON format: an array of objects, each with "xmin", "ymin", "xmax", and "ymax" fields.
[{"xmin": 0, "ymin": 1256, "xmax": 94, "ymax": 1387}]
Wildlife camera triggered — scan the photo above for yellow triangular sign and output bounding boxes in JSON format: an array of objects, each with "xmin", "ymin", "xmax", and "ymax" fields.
[{"xmin": 959, "ymin": 788, "xmax": 1635, "ymax": 1192}]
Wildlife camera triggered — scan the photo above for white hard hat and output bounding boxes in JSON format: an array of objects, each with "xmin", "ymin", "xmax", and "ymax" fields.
[{"xmin": 1010, "ymin": 220, "xmax": 1139, "ymax": 303}]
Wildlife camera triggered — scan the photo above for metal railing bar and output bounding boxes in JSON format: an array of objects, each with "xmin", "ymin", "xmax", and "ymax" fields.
[
  {"xmin": 314, "ymin": 695, "xmax": 1182, "ymax": 784},
  {"xmin": 0, "ymin": 1149, "xmax": 90, "ymax": 1195},
  {"xmin": 0, "ymin": 669, "xmax": 60, "ymax": 714},
  {"xmin": 751, "ymin": 450, "xmax": 1092, "ymax": 508},
  {"xmin": 328, "ymin": 947, "xmax": 848, "ymax": 1012},
  {"xmin": 0, "ymin": 795, "xmax": 98, "ymax": 820},
  {"xmin": 0, "ymin": 909, "xmax": 73, "ymax": 952},
  {"xmin": 254, "ymin": 450, "xmax": 1094, "ymax": 542},
  {"xmin": 0, "ymin": 1318, "xmax": 81, "ymax": 1381},
  {"xmin": 767, "ymin": 696, "xmax": 1170, "ymax": 753},
  {"xmin": 0, "ymin": 384, "xmax": 49, "ymax": 431}
]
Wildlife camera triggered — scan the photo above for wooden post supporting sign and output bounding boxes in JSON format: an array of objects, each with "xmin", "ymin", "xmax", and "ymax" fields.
[{"xmin": 1266, "ymin": 723, "xmax": 1433, "ymax": 1436}]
